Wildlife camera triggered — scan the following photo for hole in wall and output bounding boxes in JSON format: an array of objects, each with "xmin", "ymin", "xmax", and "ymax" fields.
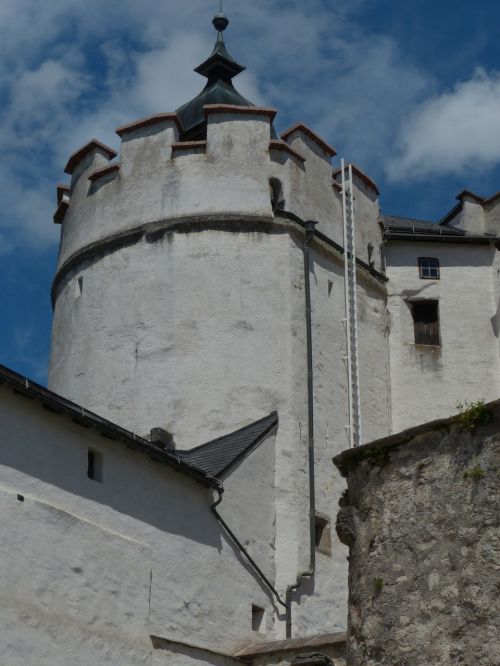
[
  {"xmin": 251, "ymin": 604, "xmax": 265, "ymax": 633},
  {"xmin": 17, "ymin": 494, "xmax": 24, "ymax": 502},
  {"xmin": 269, "ymin": 178, "xmax": 285, "ymax": 211},
  {"xmin": 315, "ymin": 513, "xmax": 332, "ymax": 556},
  {"xmin": 75, "ymin": 276, "xmax": 83, "ymax": 299},
  {"xmin": 87, "ymin": 449, "xmax": 103, "ymax": 483}
]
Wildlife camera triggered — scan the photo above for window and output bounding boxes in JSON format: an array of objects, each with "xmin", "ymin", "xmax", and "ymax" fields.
[
  {"xmin": 314, "ymin": 514, "xmax": 332, "ymax": 556},
  {"xmin": 418, "ymin": 257, "xmax": 439, "ymax": 279},
  {"xmin": 411, "ymin": 300, "xmax": 440, "ymax": 346},
  {"xmin": 269, "ymin": 178, "xmax": 285, "ymax": 211},
  {"xmin": 87, "ymin": 449, "xmax": 103, "ymax": 482},
  {"xmin": 251, "ymin": 605, "xmax": 265, "ymax": 632},
  {"xmin": 75, "ymin": 276, "xmax": 83, "ymax": 298}
]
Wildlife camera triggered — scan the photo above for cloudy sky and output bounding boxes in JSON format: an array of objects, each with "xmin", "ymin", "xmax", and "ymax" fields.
[{"xmin": 2, "ymin": 0, "xmax": 500, "ymax": 382}]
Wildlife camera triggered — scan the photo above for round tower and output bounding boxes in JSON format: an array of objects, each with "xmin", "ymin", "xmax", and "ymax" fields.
[
  {"xmin": 48, "ymin": 14, "xmax": 390, "ymax": 636},
  {"xmin": 48, "ymin": 13, "xmax": 341, "ymax": 447}
]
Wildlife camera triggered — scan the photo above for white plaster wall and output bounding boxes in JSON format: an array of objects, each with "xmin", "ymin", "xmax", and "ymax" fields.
[
  {"xmin": 49, "ymin": 110, "xmax": 392, "ymax": 644},
  {"xmin": 58, "ymin": 115, "xmax": 275, "ymax": 267},
  {"xmin": 485, "ymin": 199, "xmax": 500, "ymax": 235},
  {"xmin": 351, "ymin": 180, "xmax": 383, "ymax": 272},
  {"xmin": 289, "ymin": 246, "xmax": 390, "ymax": 636},
  {"xmin": 48, "ymin": 221, "xmax": 391, "ymax": 638},
  {"xmin": 50, "ymin": 231, "xmax": 296, "ymax": 447},
  {"xmin": 385, "ymin": 241, "xmax": 500, "ymax": 432},
  {"xmin": 0, "ymin": 386, "xmax": 280, "ymax": 660},
  {"xmin": 447, "ymin": 199, "xmax": 485, "ymax": 234}
]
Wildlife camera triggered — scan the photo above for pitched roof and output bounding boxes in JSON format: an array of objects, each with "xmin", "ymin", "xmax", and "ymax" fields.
[
  {"xmin": 0, "ymin": 364, "xmax": 221, "ymax": 489},
  {"xmin": 179, "ymin": 412, "xmax": 278, "ymax": 478},
  {"xmin": 381, "ymin": 215, "xmax": 465, "ymax": 237}
]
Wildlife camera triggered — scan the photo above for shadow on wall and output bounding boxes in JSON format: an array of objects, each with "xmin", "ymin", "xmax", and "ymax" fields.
[{"xmin": 0, "ymin": 386, "xmax": 220, "ymax": 549}]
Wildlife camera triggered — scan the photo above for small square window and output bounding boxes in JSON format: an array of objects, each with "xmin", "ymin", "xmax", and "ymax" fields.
[
  {"xmin": 314, "ymin": 514, "xmax": 332, "ymax": 556},
  {"xmin": 418, "ymin": 257, "xmax": 440, "ymax": 279}
]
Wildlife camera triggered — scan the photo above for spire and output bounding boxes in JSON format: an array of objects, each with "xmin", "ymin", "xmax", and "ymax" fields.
[
  {"xmin": 175, "ymin": 10, "xmax": 253, "ymax": 140},
  {"xmin": 194, "ymin": 10, "xmax": 245, "ymax": 84}
]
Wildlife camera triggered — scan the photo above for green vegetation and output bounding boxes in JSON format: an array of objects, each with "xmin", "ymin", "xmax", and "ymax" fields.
[
  {"xmin": 373, "ymin": 577, "xmax": 384, "ymax": 595},
  {"xmin": 463, "ymin": 465, "xmax": 485, "ymax": 480},
  {"xmin": 456, "ymin": 400, "xmax": 492, "ymax": 431}
]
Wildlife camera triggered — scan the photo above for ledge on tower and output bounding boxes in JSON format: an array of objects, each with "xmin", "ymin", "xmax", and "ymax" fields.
[
  {"xmin": 203, "ymin": 104, "xmax": 277, "ymax": 120},
  {"xmin": 64, "ymin": 139, "xmax": 117, "ymax": 175},
  {"xmin": 269, "ymin": 139, "xmax": 306, "ymax": 164},
  {"xmin": 88, "ymin": 162, "xmax": 120, "ymax": 183},
  {"xmin": 53, "ymin": 195, "xmax": 70, "ymax": 224},
  {"xmin": 281, "ymin": 123, "xmax": 337, "ymax": 158},
  {"xmin": 56, "ymin": 184, "xmax": 70, "ymax": 204},
  {"xmin": 332, "ymin": 163, "xmax": 379, "ymax": 196},
  {"xmin": 115, "ymin": 113, "xmax": 182, "ymax": 138}
]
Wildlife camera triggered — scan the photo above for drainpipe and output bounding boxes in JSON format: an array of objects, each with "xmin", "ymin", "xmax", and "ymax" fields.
[
  {"xmin": 211, "ymin": 488, "xmax": 287, "ymax": 610},
  {"xmin": 285, "ymin": 220, "xmax": 317, "ymax": 638}
]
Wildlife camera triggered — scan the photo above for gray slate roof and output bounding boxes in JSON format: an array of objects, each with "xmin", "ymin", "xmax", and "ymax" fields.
[
  {"xmin": 381, "ymin": 215, "xmax": 465, "ymax": 237},
  {"xmin": 179, "ymin": 412, "xmax": 278, "ymax": 478}
]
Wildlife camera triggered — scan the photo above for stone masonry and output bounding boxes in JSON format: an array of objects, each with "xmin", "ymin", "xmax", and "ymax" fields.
[{"xmin": 334, "ymin": 402, "xmax": 500, "ymax": 666}]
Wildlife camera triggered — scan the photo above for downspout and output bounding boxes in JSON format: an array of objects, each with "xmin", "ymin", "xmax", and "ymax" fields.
[
  {"xmin": 285, "ymin": 220, "xmax": 317, "ymax": 638},
  {"xmin": 211, "ymin": 488, "xmax": 287, "ymax": 610}
]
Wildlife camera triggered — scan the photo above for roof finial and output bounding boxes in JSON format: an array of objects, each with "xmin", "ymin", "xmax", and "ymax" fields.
[{"xmin": 213, "ymin": 2, "xmax": 229, "ymax": 43}]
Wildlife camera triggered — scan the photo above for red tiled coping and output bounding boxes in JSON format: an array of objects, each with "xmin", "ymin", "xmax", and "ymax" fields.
[
  {"xmin": 56, "ymin": 184, "xmax": 70, "ymax": 204},
  {"xmin": 281, "ymin": 122, "xmax": 337, "ymax": 157},
  {"xmin": 171, "ymin": 141, "xmax": 207, "ymax": 153},
  {"xmin": 203, "ymin": 104, "xmax": 278, "ymax": 121},
  {"xmin": 269, "ymin": 140, "xmax": 305, "ymax": 163},
  {"xmin": 116, "ymin": 113, "xmax": 182, "ymax": 137},
  {"xmin": 64, "ymin": 139, "xmax": 117, "ymax": 175},
  {"xmin": 88, "ymin": 162, "xmax": 120, "ymax": 183},
  {"xmin": 332, "ymin": 163, "xmax": 380, "ymax": 195},
  {"xmin": 53, "ymin": 198, "xmax": 69, "ymax": 224}
]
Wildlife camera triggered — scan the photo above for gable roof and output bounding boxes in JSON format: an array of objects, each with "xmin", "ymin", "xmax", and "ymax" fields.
[{"xmin": 179, "ymin": 412, "xmax": 278, "ymax": 478}]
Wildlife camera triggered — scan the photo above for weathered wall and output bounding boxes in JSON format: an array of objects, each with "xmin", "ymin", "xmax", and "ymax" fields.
[
  {"xmin": 385, "ymin": 241, "xmax": 500, "ymax": 432},
  {"xmin": 334, "ymin": 406, "xmax": 500, "ymax": 666},
  {"xmin": 290, "ymin": 244, "xmax": 390, "ymax": 636},
  {"xmin": 0, "ymin": 383, "xmax": 280, "ymax": 662},
  {"xmin": 48, "ymin": 110, "xmax": 390, "ymax": 640}
]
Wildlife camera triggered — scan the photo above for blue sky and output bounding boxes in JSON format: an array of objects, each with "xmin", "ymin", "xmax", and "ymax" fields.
[{"xmin": 2, "ymin": 0, "xmax": 500, "ymax": 383}]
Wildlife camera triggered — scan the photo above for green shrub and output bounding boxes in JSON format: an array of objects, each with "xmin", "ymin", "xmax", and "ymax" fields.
[{"xmin": 456, "ymin": 400, "xmax": 491, "ymax": 430}]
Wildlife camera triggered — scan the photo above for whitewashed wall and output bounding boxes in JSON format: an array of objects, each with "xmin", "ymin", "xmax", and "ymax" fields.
[
  {"xmin": 0, "ymin": 385, "xmax": 278, "ymax": 663},
  {"xmin": 385, "ymin": 241, "xmax": 500, "ymax": 432}
]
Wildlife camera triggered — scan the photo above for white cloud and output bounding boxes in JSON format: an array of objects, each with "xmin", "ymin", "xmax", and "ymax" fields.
[{"xmin": 387, "ymin": 69, "xmax": 500, "ymax": 181}]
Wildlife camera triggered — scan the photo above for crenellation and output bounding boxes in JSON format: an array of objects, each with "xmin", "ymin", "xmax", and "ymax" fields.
[
  {"xmin": 88, "ymin": 162, "xmax": 120, "ymax": 184},
  {"xmin": 64, "ymin": 139, "xmax": 117, "ymax": 186},
  {"xmin": 115, "ymin": 112, "xmax": 182, "ymax": 138}
]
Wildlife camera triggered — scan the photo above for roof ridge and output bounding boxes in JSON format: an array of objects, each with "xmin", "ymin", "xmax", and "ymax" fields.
[{"xmin": 181, "ymin": 411, "xmax": 278, "ymax": 455}]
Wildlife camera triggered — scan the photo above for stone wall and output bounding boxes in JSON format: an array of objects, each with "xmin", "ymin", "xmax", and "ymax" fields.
[{"xmin": 333, "ymin": 403, "xmax": 500, "ymax": 666}]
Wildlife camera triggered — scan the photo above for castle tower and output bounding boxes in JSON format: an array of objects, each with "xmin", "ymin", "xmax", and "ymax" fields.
[{"xmin": 48, "ymin": 13, "xmax": 391, "ymax": 636}]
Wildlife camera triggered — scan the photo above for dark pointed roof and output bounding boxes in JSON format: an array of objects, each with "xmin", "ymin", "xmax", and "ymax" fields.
[
  {"xmin": 179, "ymin": 412, "xmax": 278, "ymax": 478},
  {"xmin": 176, "ymin": 13, "xmax": 256, "ymax": 140}
]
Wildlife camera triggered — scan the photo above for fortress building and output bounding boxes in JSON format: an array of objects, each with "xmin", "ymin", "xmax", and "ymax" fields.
[{"xmin": 2, "ymin": 12, "xmax": 500, "ymax": 666}]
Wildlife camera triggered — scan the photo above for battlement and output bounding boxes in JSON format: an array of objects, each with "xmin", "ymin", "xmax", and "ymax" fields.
[{"xmin": 52, "ymin": 106, "xmax": 384, "ymax": 271}]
